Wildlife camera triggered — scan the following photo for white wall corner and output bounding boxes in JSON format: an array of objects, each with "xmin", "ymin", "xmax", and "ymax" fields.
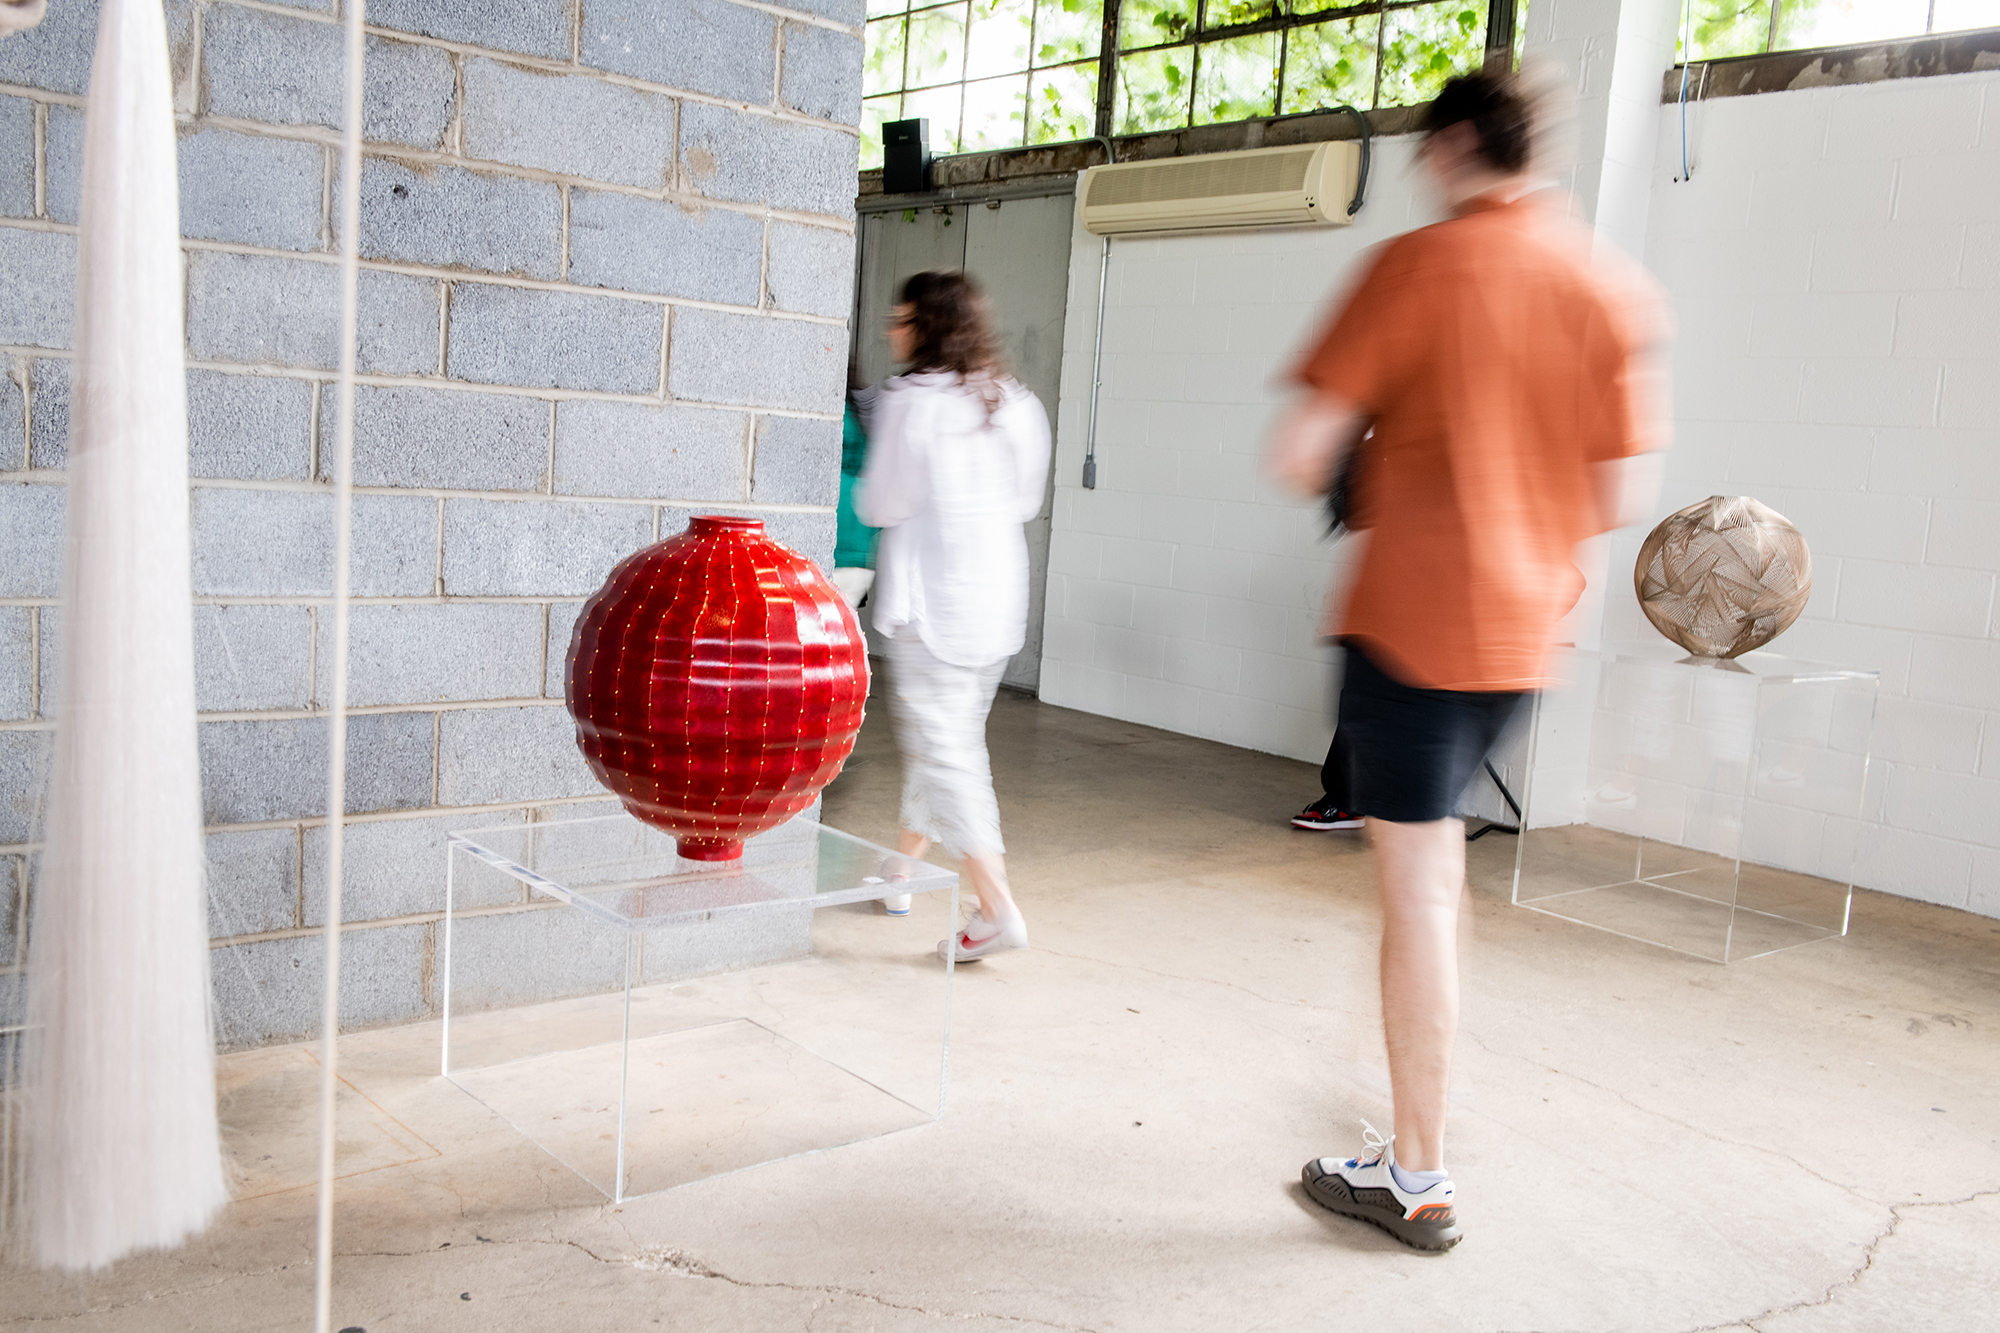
[{"xmin": 1524, "ymin": 0, "xmax": 1681, "ymax": 260}]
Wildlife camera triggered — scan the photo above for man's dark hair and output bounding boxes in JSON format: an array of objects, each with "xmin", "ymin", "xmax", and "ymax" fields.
[{"xmin": 1421, "ymin": 71, "xmax": 1534, "ymax": 174}]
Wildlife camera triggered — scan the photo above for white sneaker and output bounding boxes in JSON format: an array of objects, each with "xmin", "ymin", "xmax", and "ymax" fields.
[
  {"xmin": 1301, "ymin": 1121, "xmax": 1461, "ymax": 1251},
  {"xmin": 881, "ymin": 893, "xmax": 912, "ymax": 916},
  {"xmin": 937, "ymin": 908, "xmax": 1027, "ymax": 962}
]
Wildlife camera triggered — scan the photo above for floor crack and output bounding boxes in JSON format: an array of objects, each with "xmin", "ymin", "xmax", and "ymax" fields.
[
  {"xmin": 1456, "ymin": 1027, "xmax": 1878, "ymax": 1206},
  {"xmin": 628, "ymin": 1246, "xmax": 1104, "ymax": 1332},
  {"xmin": 1682, "ymin": 1188, "xmax": 2000, "ymax": 1333}
]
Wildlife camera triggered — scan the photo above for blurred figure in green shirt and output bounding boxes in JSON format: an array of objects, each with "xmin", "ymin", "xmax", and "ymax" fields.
[{"xmin": 832, "ymin": 371, "xmax": 880, "ymax": 608}]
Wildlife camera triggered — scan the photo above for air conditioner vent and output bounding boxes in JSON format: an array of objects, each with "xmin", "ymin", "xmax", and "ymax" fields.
[
  {"xmin": 1084, "ymin": 148, "xmax": 1315, "ymax": 208},
  {"xmin": 1080, "ymin": 141, "xmax": 1360, "ymax": 236}
]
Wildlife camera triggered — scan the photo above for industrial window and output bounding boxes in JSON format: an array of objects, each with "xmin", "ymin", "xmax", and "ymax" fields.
[
  {"xmin": 1678, "ymin": 0, "xmax": 2000, "ymax": 61},
  {"xmin": 860, "ymin": 0, "xmax": 1520, "ymax": 169},
  {"xmin": 1114, "ymin": 0, "xmax": 1492, "ymax": 136},
  {"xmin": 863, "ymin": 0, "xmax": 1108, "ymax": 166}
]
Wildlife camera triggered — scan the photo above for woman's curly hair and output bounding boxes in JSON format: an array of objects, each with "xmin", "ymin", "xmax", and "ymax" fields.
[{"xmin": 897, "ymin": 269, "xmax": 1007, "ymax": 414}]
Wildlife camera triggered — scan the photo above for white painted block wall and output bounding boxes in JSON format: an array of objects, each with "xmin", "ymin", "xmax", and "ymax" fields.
[{"xmin": 1619, "ymin": 71, "xmax": 2000, "ymax": 916}]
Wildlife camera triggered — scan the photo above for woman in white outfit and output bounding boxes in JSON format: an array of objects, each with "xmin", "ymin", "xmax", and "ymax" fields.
[{"xmin": 855, "ymin": 270, "xmax": 1051, "ymax": 962}]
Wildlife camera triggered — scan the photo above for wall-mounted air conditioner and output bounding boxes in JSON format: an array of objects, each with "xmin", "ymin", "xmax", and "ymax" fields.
[{"xmin": 1079, "ymin": 141, "xmax": 1362, "ymax": 236}]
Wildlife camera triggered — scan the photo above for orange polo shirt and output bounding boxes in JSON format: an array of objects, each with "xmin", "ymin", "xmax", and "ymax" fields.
[{"xmin": 1293, "ymin": 191, "xmax": 1668, "ymax": 691}]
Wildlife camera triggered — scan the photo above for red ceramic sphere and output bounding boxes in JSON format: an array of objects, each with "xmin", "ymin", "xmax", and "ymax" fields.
[{"xmin": 564, "ymin": 515, "xmax": 868, "ymax": 861}]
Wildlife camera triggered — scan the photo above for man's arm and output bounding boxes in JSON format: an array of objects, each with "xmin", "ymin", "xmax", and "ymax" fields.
[
  {"xmin": 1584, "ymin": 249, "xmax": 1673, "ymax": 534},
  {"xmin": 1264, "ymin": 391, "xmax": 1367, "ymax": 498}
]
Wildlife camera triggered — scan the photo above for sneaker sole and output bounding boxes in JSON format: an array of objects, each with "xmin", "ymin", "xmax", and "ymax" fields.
[
  {"xmin": 937, "ymin": 937, "xmax": 1027, "ymax": 963},
  {"xmin": 1300, "ymin": 1162, "xmax": 1462, "ymax": 1252},
  {"xmin": 1291, "ymin": 818, "xmax": 1365, "ymax": 831}
]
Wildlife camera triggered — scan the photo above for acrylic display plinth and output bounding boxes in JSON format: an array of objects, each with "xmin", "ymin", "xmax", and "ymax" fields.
[
  {"xmin": 1514, "ymin": 640, "xmax": 1877, "ymax": 963},
  {"xmin": 441, "ymin": 813, "xmax": 958, "ymax": 1202}
]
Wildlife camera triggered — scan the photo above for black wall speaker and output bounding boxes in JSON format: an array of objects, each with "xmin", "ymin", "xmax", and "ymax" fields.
[{"xmin": 883, "ymin": 118, "xmax": 931, "ymax": 195}]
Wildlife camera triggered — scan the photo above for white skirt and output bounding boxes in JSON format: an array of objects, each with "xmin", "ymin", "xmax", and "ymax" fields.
[{"xmin": 885, "ymin": 632, "xmax": 1008, "ymax": 859}]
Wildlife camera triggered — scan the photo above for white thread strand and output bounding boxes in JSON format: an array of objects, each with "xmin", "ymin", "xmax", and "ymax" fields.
[{"xmin": 312, "ymin": 2, "xmax": 366, "ymax": 1329}]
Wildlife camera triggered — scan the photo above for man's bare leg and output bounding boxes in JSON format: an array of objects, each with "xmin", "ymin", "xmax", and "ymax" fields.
[{"xmin": 1367, "ymin": 815, "xmax": 1466, "ymax": 1172}]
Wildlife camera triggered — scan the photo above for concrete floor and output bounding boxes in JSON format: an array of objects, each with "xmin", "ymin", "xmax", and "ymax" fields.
[{"xmin": 5, "ymin": 690, "xmax": 1999, "ymax": 1331}]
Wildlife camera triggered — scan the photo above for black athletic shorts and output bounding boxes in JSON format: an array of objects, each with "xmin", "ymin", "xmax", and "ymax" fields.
[{"xmin": 1327, "ymin": 642, "xmax": 1528, "ymax": 825}]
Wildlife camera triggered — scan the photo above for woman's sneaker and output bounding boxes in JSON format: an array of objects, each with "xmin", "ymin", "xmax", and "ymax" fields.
[
  {"xmin": 875, "ymin": 868, "xmax": 913, "ymax": 915},
  {"xmin": 1291, "ymin": 796, "xmax": 1364, "ymax": 830},
  {"xmin": 937, "ymin": 908, "xmax": 1027, "ymax": 962},
  {"xmin": 1301, "ymin": 1122, "xmax": 1461, "ymax": 1251}
]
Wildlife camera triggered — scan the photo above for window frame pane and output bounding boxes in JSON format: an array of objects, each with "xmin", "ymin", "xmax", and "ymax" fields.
[
  {"xmin": 865, "ymin": 16, "xmax": 910, "ymax": 97},
  {"xmin": 1120, "ymin": 0, "xmax": 1198, "ymax": 51},
  {"xmin": 1930, "ymin": 0, "xmax": 2000, "ymax": 34},
  {"xmin": 905, "ymin": 1, "xmax": 972, "ymax": 88},
  {"xmin": 1200, "ymin": 0, "xmax": 1284, "ymax": 32},
  {"xmin": 1679, "ymin": 0, "xmax": 1774, "ymax": 61},
  {"xmin": 902, "ymin": 81, "xmax": 968, "ymax": 152},
  {"xmin": 1279, "ymin": 10, "xmax": 1382, "ymax": 113},
  {"xmin": 967, "ymin": 0, "xmax": 1036, "ymax": 79},
  {"xmin": 1774, "ymin": 0, "xmax": 1931, "ymax": 52},
  {"xmin": 961, "ymin": 71, "xmax": 1033, "ymax": 150},
  {"xmin": 1027, "ymin": 59, "xmax": 1101, "ymax": 141},
  {"xmin": 1191, "ymin": 30, "xmax": 1281, "ymax": 124},
  {"xmin": 1032, "ymin": 0, "xmax": 1105, "ymax": 66},
  {"xmin": 859, "ymin": 95, "xmax": 901, "ymax": 170},
  {"xmin": 1115, "ymin": 44, "xmax": 1196, "ymax": 132},
  {"xmin": 1374, "ymin": 0, "xmax": 1484, "ymax": 109}
]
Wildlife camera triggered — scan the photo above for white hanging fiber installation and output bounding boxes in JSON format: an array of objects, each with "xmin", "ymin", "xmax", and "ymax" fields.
[
  {"xmin": 313, "ymin": 0, "xmax": 367, "ymax": 1328},
  {"xmin": 11, "ymin": 0, "xmax": 229, "ymax": 1269}
]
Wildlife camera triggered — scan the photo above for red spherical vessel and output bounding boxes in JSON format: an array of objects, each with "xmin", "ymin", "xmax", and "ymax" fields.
[{"xmin": 565, "ymin": 516, "xmax": 868, "ymax": 861}]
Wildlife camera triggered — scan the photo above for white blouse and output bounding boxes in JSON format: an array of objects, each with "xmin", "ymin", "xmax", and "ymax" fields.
[{"xmin": 853, "ymin": 370, "xmax": 1052, "ymax": 669}]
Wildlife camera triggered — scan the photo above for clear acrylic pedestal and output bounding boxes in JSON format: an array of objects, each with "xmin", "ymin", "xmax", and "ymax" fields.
[
  {"xmin": 441, "ymin": 813, "xmax": 958, "ymax": 1201},
  {"xmin": 1514, "ymin": 640, "xmax": 1877, "ymax": 963}
]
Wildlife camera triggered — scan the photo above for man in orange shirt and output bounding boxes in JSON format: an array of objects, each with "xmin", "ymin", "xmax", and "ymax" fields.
[{"xmin": 1266, "ymin": 71, "xmax": 1667, "ymax": 1251}]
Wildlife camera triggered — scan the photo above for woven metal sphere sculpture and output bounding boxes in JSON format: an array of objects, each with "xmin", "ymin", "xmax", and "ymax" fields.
[{"xmin": 1634, "ymin": 496, "xmax": 1813, "ymax": 659}]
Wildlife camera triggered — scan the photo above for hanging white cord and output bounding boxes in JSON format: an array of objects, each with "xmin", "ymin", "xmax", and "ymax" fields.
[
  {"xmin": 312, "ymin": 1, "xmax": 365, "ymax": 1329},
  {"xmin": 1676, "ymin": 0, "xmax": 1694, "ymax": 181}
]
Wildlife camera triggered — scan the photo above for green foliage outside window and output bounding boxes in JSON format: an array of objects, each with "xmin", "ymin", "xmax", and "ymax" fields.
[
  {"xmin": 906, "ymin": 6, "xmax": 968, "ymax": 86},
  {"xmin": 1376, "ymin": 2, "xmax": 1485, "ymax": 109},
  {"xmin": 1031, "ymin": 61, "xmax": 1100, "ymax": 142},
  {"xmin": 1121, "ymin": 0, "xmax": 1195, "ymax": 47},
  {"xmin": 1115, "ymin": 45, "xmax": 1194, "ymax": 133},
  {"xmin": 1280, "ymin": 14, "xmax": 1380, "ymax": 115},
  {"xmin": 1035, "ymin": 0, "xmax": 1103, "ymax": 63},
  {"xmin": 1120, "ymin": 0, "xmax": 1494, "ymax": 136},
  {"xmin": 1679, "ymin": 0, "xmax": 1775, "ymax": 59},
  {"xmin": 865, "ymin": 0, "xmax": 1518, "ymax": 167},
  {"xmin": 1193, "ymin": 32, "xmax": 1280, "ymax": 125}
]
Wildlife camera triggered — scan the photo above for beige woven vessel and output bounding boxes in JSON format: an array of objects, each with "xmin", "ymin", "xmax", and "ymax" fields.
[{"xmin": 1634, "ymin": 496, "xmax": 1813, "ymax": 659}]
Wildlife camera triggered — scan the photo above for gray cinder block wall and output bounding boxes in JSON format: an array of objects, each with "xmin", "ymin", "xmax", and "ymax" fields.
[{"xmin": 0, "ymin": 0, "xmax": 862, "ymax": 1046}]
